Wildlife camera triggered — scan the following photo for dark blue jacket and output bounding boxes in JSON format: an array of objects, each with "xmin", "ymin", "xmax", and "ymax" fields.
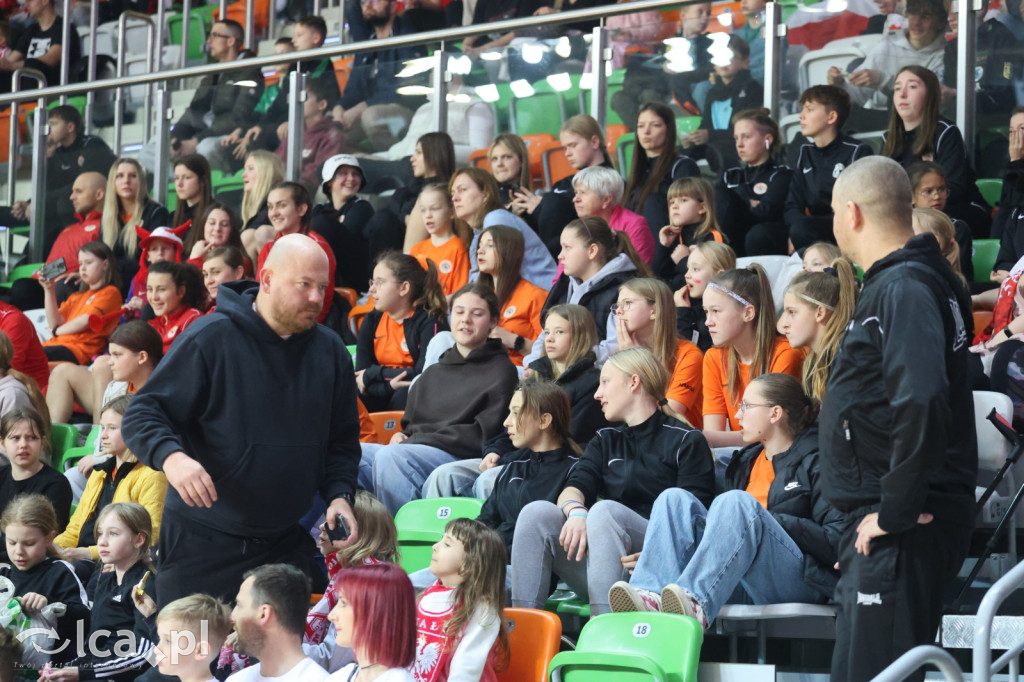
[{"xmin": 340, "ymin": 16, "xmax": 427, "ymax": 111}]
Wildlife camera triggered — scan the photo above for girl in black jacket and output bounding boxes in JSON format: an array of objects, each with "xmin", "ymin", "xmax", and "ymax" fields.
[
  {"xmin": 477, "ymin": 381, "xmax": 581, "ymax": 559},
  {"xmin": 355, "ymin": 252, "xmax": 449, "ymax": 411},
  {"xmin": 510, "ymin": 347, "xmax": 715, "ymax": 616},
  {"xmin": 608, "ymin": 373, "xmax": 843, "ymax": 630}
]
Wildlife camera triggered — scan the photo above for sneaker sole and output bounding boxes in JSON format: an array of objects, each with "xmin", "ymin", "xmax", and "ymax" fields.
[
  {"xmin": 608, "ymin": 581, "xmax": 644, "ymax": 613},
  {"xmin": 662, "ymin": 584, "xmax": 696, "ymax": 618}
]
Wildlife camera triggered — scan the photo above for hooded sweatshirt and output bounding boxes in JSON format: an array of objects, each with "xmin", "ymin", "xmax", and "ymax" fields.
[
  {"xmin": 844, "ymin": 30, "xmax": 945, "ymax": 108},
  {"xmin": 401, "ymin": 338, "xmax": 519, "ymax": 459},
  {"xmin": 122, "ymin": 281, "xmax": 361, "ymax": 538},
  {"xmin": 819, "ymin": 234, "xmax": 977, "ymax": 533}
]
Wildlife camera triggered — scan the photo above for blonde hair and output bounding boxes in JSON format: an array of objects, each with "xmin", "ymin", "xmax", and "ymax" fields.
[
  {"xmin": 804, "ymin": 242, "xmax": 841, "ymax": 265},
  {"xmin": 709, "ymin": 265, "xmax": 780, "ymax": 399},
  {"xmin": 241, "ymin": 151, "xmax": 285, "ymax": 226},
  {"xmin": 0, "ymin": 494, "xmax": 63, "ymax": 557},
  {"xmin": 335, "ymin": 491, "xmax": 400, "ymax": 567},
  {"xmin": 100, "ymin": 394, "xmax": 137, "ymax": 464},
  {"xmin": 605, "ymin": 347, "xmax": 689, "ymax": 425},
  {"xmin": 433, "ymin": 518, "xmax": 509, "ymax": 671},
  {"xmin": 542, "ymin": 304, "xmax": 599, "ymax": 378},
  {"xmin": 666, "ymin": 177, "xmax": 724, "ymax": 243},
  {"xmin": 101, "ymin": 158, "xmax": 150, "ymax": 257},
  {"xmin": 912, "ymin": 207, "xmax": 964, "ymax": 282},
  {"xmin": 785, "ymin": 258, "xmax": 858, "ymax": 402},
  {"xmin": 96, "ymin": 502, "xmax": 156, "ymax": 572},
  {"xmin": 691, "ymin": 241, "xmax": 736, "ymax": 274},
  {"xmin": 157, "ymin": 594, "xmax": 233, "ymax": 649},
  {"xmin": 619, "ymin": 278, "xmax": 677, "ymax": 372},
  {"xmin": 559, "ymin": 114, "xmax": 612, "ymax": 166}
]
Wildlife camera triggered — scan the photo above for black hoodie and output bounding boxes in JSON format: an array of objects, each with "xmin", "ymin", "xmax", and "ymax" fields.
[
  {"xmin": 122, "ymin": 281, "xmax": 362, "ymax": 538},
  {"xmin": 0, "ymin": 558, "xmax": 89, "ymax": 665},
  {"xmin": 819, "ymin": 234, "xmax": 977, "ymax": 533}
]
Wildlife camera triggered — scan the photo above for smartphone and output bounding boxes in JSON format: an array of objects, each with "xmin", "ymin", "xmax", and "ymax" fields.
[
  {"xmin": 326, "ymin": 515, "xmax": 350, "ymax": 543},
  {"xmin": 38, "ymin": 258, "xmax": 66, "ymax": 281}
]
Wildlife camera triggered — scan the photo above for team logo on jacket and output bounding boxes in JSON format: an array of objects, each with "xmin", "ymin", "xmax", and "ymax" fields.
[
  {"xmin": 168, "ymin": 326, "xmax": 180, "ymax": 339},
  {"xmin": 504, "ymin": 305, "xmax": 517, "ymax": 318},
  {"xmin": 832, "ymin": 163, "xmax": 845, "ymax": 178},
  {"xmin": 753, "ymin": 182, "xmax": 768, "ymax": 195},
  {"xmin": 438, "ymin": 260, "xmax": 452, "ymax": 274},
  {"xmin": 86, "ymin": 295, "xmax": 95, "ymax": 304},
  {"xmin": 400, "ymin": 338, "xmax": 409, "ymax": 352},
  {"xmin": 85, "ymin": 225, "xmax": 96, "ymax": 232}
]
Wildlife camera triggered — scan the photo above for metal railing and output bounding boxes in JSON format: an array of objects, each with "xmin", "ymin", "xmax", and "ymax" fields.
[
  {"xmin": 973, "ymin": 559, "xmax": 1024, "ymax": 682},
  {"xmin": 1, "ymin": 0, "xmax": 988, "ymax": 260},
  {"xmin": 114, "ymin": 11, "xmax": 156, "ymax": 151},
  {"xmin": 872, "ymin": 645, "xmax": 965, "ymax": 682}
]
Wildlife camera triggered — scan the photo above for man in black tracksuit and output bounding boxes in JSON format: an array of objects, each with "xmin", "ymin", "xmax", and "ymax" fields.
[
  {"xmin": 784, "ymin": 85, "xmax": 873, "ymax": 252},
  {"xmin": 821, "ymin": 157, "xmax": 977, "ymax": 682}
]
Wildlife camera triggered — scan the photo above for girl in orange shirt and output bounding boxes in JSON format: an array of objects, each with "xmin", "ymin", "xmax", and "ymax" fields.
[
  {"xmin": 355, "ymin": 252, "xmax": 449, "ymax": 411},
  {"xmin": 42, "ymin": 241, "xmax": 124, "ymax": 365},
  {"xmin": 476, "ymin": 225, "xmax": 547, "ymax": 366},
  {"xmin": 409, "ymin": 184, "xmax": 472, "ymax": 297},
  {"xmin": 702, "ymin": 265, "xmax": 806, "ymax": 447},
  {"xmin": 612, "ymin": 277, "xmax": 704, "ymax": 428}
]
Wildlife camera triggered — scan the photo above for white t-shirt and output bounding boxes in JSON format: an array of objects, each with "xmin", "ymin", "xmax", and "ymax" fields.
[
  {"xmin": 227, "ymin": 657, "xmax": 328, "ymax": 682},
  {"xmin": 328, "ymin": 664, "xmax": 415, "ymax": 681}
]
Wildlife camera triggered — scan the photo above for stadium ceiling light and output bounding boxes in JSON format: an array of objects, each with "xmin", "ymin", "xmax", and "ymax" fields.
[
  {"xmin": 481, "ymin": 50, "xmax": 504, "ymax": 61},
  {"xmin": 449, "ymin": 55, "xmax": 473, "ymax": 75},
  {"xmin": 718, "ymin": 9, "xmax": 733, "ymax": 27},
  {"xmin": 554, "ymin": 37, "xmax": 572, "ymax": 59},
  {"xmin": 522, "ymin": 42, "xmax": 547, "ymax": 64},
  {"xmin": 510, "ymin": 79, "xmax": 535, "ymax": 97},
  {"xmin": 546, "ymin": 72, "xmax": 572, "ymax": 91},
  {"xmin": 476, "ymin": 83, "xmax": 500, "ymax": 102},
  {"xmin": 579, "ymin": 72, "xmax": 594, "ymax": 90},
  {"xmin": 396, "ymin": 56, "xmax": 435, "ymax": 78}
]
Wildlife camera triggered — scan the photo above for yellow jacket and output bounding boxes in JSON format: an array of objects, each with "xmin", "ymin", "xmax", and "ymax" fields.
[{"xmin": 55, "ymin": 461, "xmax": 168, "ymax": 559}]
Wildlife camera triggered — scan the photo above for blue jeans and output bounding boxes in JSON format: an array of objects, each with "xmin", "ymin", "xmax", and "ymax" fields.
[
  {"xmin": 630, "ymin": 488, "xmax": 823, "ymax": 621},
  {"xmin": 359, "ymin": 442, "xmax": 457, "ymax": 516}
]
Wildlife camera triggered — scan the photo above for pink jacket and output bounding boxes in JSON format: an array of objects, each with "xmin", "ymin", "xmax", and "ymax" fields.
[{"xmin": 609, "ymin": 204, "xmax": 655, "ymax": 265}]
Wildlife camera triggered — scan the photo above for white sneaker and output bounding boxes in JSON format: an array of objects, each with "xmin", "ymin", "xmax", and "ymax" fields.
[
  {"xmin": 661, "ymin": 584, "xmax": 708, "ymax": 629},
  {"xmin": 608, "ymin": 581, "xmax": 662, "ymax": 612}
]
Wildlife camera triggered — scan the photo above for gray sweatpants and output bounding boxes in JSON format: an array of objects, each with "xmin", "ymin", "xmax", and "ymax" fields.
[{"xmin": 510, "ymin": 498, "xmax": 648, "ymax": 616}]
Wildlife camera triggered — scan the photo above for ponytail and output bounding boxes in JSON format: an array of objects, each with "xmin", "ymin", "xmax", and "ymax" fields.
[
  {"xmin": 787, "ymin": 258, "xmax": 858, "ymax": 401},
  {"xmin": 710, "ymin": 265, "xmax": 778, "ymax": 399},
  {"xmin": 605, "ymin": 347, "xmax": 692, "ymax": 426},
  {"xmin": 376, "ymin": 252, "xmax": 448, "ymax": 320},
  {"xmin": 751, "ymin": 373, "xmax": 819, "ymax": 439}
]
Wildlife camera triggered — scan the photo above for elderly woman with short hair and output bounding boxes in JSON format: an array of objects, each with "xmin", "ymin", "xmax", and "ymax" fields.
[{"xmin": 572, "ymin": 166, "xmax": 655, "ymax": 264}]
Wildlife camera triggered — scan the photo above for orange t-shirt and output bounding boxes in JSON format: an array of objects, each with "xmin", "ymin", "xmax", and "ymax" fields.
[
  {"xmin": 702, "ymin": 336, "xmax": 806, "ymax": 431},
  {"xmin": 357, "ymin": 398, "xmax": 376, "ymax": 443},
  {"xmin": 746, "ymin": 451, "xmax": 775, "ymax": 509},
  {"xmin": 410, "ymin": 235, "xmax": 470, "ymax": 297},
  {"xmin": 373, "ymin": 313, "xmax": 414, "ymax": 369},
  {"xmin": 43, "ymin": 285, "xmax": 123, "ymax": 364},
  {"xmin": 666, "ymin": 338, "xmax": 704, "ymax": 429},
  {"xmin": 499, "ymin": 278, "xmax": 547, "ymax": 366}
]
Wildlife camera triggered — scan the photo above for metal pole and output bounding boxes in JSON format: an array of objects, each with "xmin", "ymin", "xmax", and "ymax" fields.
[
  {"xmin": 84, "ymin": 0, "xmax": 99, "ymax": 133},
  {"xmin": 219, "ymin": 0, "xmax": 227, "ymax": 26},
  {"xmin": 955, "ymin": 0, "xmax": 979, "ymax": 162},
  {"xmin": 244, "ymin": 0, "xmax": 255, "ymax": 53},
  {"xmin": 285, "ymin": 70, "xmax": 306, "ymax": 182},
  {"xmin": 144, "ymin": 20, "xmax": 155, "ymax": 143},
  {"xmin": 589, "ymin": 26, "xmax": 608, "ymax": 128},
  {"xmin": 431, "ymin": 51, "xmax": 449, "ymax": 136},
  {"xmin": 763, "ymin": 1, "xmax": 783, "ymax": 118},
  {"xmin": 59, "ymin": 0, "xmax": 72, "ymax": 100},
  {"xmin": 155, "ymin": 0, "xmax": 166, "ymax": 77},
  {"xmin": 27, "ymin": 98, "xmax": 47, "ymax": 262},
  {"xmin": 114, "ymin": 12, "xmax": 157, "ymax": 148},
  {"xmin": 267, "ymin": 0, "xmax": 275, "ymax": 41},
  {"xmin": 179, "ymin": 0, "xmax": 192, "ymax": 69},
  {"xmin": 313, "ymin": 0, "xmax": 322, "ymax": 17},
  {"xmin": 153, "ymin": 89, "xmax": 171, "ymax": 207},
  {"xmin": 6, "ymin": 69, "xmax": 46, "ymax": 207},
  {"xmin": 338, "ymin": 0, "xmax": 345, "ymax": 43}
]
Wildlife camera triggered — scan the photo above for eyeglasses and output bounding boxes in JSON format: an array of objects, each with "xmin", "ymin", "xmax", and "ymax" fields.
[
  {"xmin": 610, "ymin": 298, "xmax": 653, "ymax": 314},
  {"xmin": 369, "ymin": 278, "xmax": 399, "ymax": 290},
  {"xmin": 737, "ymin": 401, "xmax": 773, "ymax": 414},
  {"xmin": 208, "ymin": 32, "xmax": 232, "ymax": 40},
  {"xmin": 917, "ymin": 186, "xmax": 948, "ymax": 198}
]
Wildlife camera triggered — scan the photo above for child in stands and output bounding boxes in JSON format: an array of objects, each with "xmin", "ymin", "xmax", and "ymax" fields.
[
  {"xmin": 778, "ymin": 258, "xmax": 859, "ymax": 401},
  {"xmin": 414, "ymin": 518, "xmax": 508, "ymax": 682},
  {"xmin": 124, "ymin": 223, "xmax": 191, "ymax": 319},
  {"xmin": 42, "ymin": 241, "xmax": 123, "ymax": 364},
  {"xmin": 410, "ymin": 184, "xmax": 472, "ymax": 296},
  {"xmin": 476, "ymin": 225, "xmax": 546, "ymax": 366},
  {"xmin": 145, "ymin": 262, "xmax": 206, "ymax": 354},
  {"xmin": 202, "ymin": 246, "xmax": 248, "ymax": 309},
  {"xmin": 356, "ymin": 253, "xmax": 448, "ymax": 412},
  {"xmin": 653, "ymin": 177, "xmax": 726, "ymax": 288},
  {"xmin": 150, "ymin": 594, "xmax": 232, "ymax": 682},
  {"xmin": 0, "ymin": 409, "xmax": 72, "ymax": 533},
  {"xmin": 614, "ymin": 278, "xmax": 704, "ymax": 426},
  {"xmin": 0, "ymin": 494, "xmax": 88, "ymax": 667},
  {"xmin": 675, "ymin": 241, "xmax": 736, "ymax": 352},
  {"xmin": 702, "ymin": 265, "xmax": 805, "ymax": 447},
  {"xmin": 802, "ymin": 242, "xmax": 841, "ymax": 272},
  {"xmin": 187, "ymin": 203, "xmax": 249, "ymax": 274}
]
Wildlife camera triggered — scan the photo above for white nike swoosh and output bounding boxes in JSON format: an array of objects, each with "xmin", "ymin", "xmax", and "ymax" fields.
[{"xmin": 802, "ymin": 167, "xmax": 813, "ymax": 174}]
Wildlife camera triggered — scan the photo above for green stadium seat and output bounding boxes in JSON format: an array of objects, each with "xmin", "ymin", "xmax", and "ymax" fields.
[
  {"xmin": 973, "ymin": 239, "xmax": 1000, "ymax": 282},
  {"xmin": 394, "ymin": 497, "xmax": 483, "ymax": 573},
  {"xmin": 977, "ymin": 178, "xmax": 1002, "ymax": 209}
]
